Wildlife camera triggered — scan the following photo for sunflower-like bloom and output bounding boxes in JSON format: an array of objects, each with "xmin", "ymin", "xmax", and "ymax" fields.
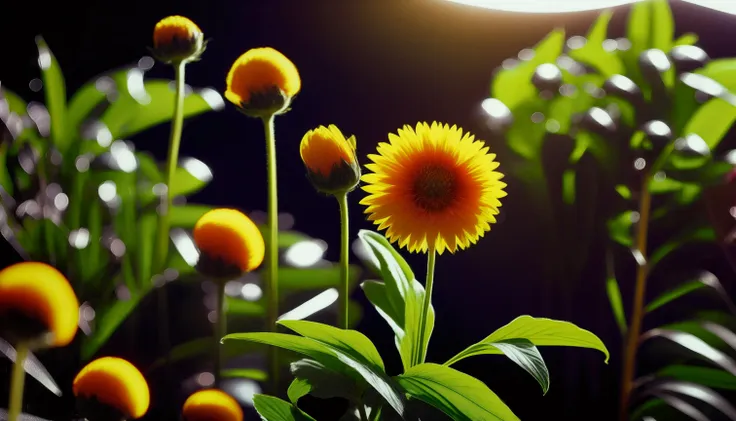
[
  {"xmin": 152, "ymin": 15, "xmax": 205, "ymax": 63},
  {"xmin": 182, "ymin": 389, "xmax": 243, "ymax": 421},
  {"xmin": 0, "ymin": 262, "xmax": 79, "ymax": 347},
  {"xmin": 193, "ymin": 208, "xmax": 265, "ymax": 280},
  {"xmin": 225, "ymin": 47, "xmax": 300, "ymax": 117},
  {"xmin": 360, "ymin": 122, "xmax": 507, "ymax": 254},
  {"xmin": 300, "ymin": 125, "xmax": 360, "ymax": 195},
  {"xmin": 73, "ymin": 357, "xmax": 150, "ymax": 421}
]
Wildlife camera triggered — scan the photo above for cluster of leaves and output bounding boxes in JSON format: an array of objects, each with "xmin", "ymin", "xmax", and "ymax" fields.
[
  {"xmin": 485, "ymin": 0, "xmax": 736, "ymax": 418},
  {"xmin": 0, "ymin": 37, "xmax": 362, "ymax": 400},
  {"xmin": 224, "ymin": 230, "xmax": 609, "ymax": 421}
]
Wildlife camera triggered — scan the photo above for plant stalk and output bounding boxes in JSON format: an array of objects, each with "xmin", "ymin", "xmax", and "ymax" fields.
[
  {"xmin": 415, "ymin": 247, "xmax": 436, "ymax": 366},
  {"xmin": 358, "ymin": 402, "xmax": 369, "ymax": 421},
  {"xmin": 619, "ymin": 174, "xmax": 652, "ymax": 421},
  {"xmin": 262, "ymin": 114, "xmax": 280, "ymax": 394},
  {"xmin": 8, "ymin": 343, "xmax": 28, "ymax": 421},
  {"xmin": 337, "ymin": 192, "xmax": 350, "ymax": 329},
  {"xmin": 214, "ymin": 280, "xmax": 226, "ymax": 387}
]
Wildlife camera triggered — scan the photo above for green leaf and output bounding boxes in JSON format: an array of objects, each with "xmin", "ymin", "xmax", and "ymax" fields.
[
  {"xmin": 225, "ymin": 297, "xmax": 265, "ymax": 317},
  {"xmin": 136, "ymin": 213, "xmax": 157, "ymax": 288},
  {"xmin": 258, "ymin": 227, "xmax": 311, "ymax": 248},
  {"xmin": 0, "ymin": 143, "xmax": 12, "ymax": 195},
  {"xmin": 650, "ymin": 0, "xmax": 674, "ymax": 53},
  {"xmin": 357, "ymin": 230, "xmax": 434, "ymax": 371},
  {"xmin": 278, "ymin": 320, "xmax": 385, "ymax": 371},
  {"xmin": 170, "ymin": 159, "xmax": 213, "ymax": 197},
  {"xmin": 649, "ymin": 176, "xmax": 684, "ymax": 194},
  {"xmin": 278, "ymin": 266, "xmax": 361, "ymax": 290},
  {"xmin": 287, "ymin": 378, "xmax": 312, "ymax": 404},
  {"xmin": 169, "ymin": 204, "xmax": 212, "ymax": 229},
  {"xmin": 221, "ymin": 368, "xmax": 268, "ymax": 381},
  {"xmin": 396, "ymin": 363, "xmax": 519, "ymax": 421},
  {"xmin": 148, "ymin": 337, "xmax": 210, "ymax": 371},
  {"xmin": 606, "ymin": 275, "xmax": 627, "ymax": 336},
  {"xmin": 658, "ymin": 365, "xmax": 736, "ymax": 390},
  {"xmin": 35, "ymin": 37, "xmax": 70, "ymax": 151},
  {"xmin": 101, "ymin": 79, "xmax": 224, "ymax": 139},
  {"xmin": 222, "ymin": 332, "xmax": 405, "ymax": 416},
  {"xmin": 492, "ymin": 29, "xmax": 565, "ymax": 110},
  {"xmin": 683, "ymin": 98, "xmax": 736, "ymax": 154},
  {"xmin": 562, "ymin": 169, "xmax": 575, "ymax": 205},
  {"xmin": 505, "ymin": 99, "xmax": 548, "ymax": 160},
  {"xmin": 649, "ymin": 226, "xmax": 715, "ymax": 269},
  {"xmin": 253, "ymin": 394, "xmax": 317, "ymax": 421},
  {"xmin": 649, "ymin": 324, "xmax": 736, "ymax": 366},
  {"xmin": 607, "ymin": 211, "xmax": 635, "ymax": 248},
  {"xmin": 67, "ymin": 68, "xmax": 129, "ymax": 130},
  {"xmin": 696, "ymin": 58, "xmax": 736, "ymax": 94},
  {"xmin": 289, "ymin": 359, "xmax": 363, "ymax": 401},
  {"xmin": 615, "ymin": 185, "xmax": 632, "ymax": 200},
  {"xmin": 623, "ymin": 0, "xmax": 651, "ymax": 85},
  {"xmin": 445, "ymin": 315, "xmax": 609, "ymax": 366},
  {"xmin": 136, "ymin": 152, "xmax": 163, "ymax": 184},
  {"xmin": 646, "ymin": 280, "xmax": 708, "ymax": 313},
  {"xmin": 673, "ymin": 33, "xmax": 698, "ymax": 47},
  {"xmin": 361, "ymin": 281, "xmax": 402, "ymax": 333},
  {"xmin": 568, "ymin": 11, "xmax": 623, "ymax": 78},
  {"xmin": 82, "ymin": 294, "xmax": 142, "ymax": 360}
]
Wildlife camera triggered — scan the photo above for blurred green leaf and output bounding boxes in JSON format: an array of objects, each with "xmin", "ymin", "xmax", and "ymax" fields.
[
  {"xmin": 615, "ymin": 185, "xmax": 632, "ymax": 200},
  {"xmin": 278, "ymin": 266, "xmax": 360, "ymax": 291},
  {"xmin": 259, "ymin": 227, "xmax": 310, "ymax": 248},
  {"xmin": 681, "ymin": 98, "xmax": 736, "ymax": 160},
  {"xmin": 67, "ymin": 68, "xmax": 129, "ymax": 130},
  {"xmin": 658, "ymin": 365, "xmax": 736, "ymax": 390},
  {"xmin": 170, "ymin": 160, "xmax": 212, "ymax": 197},
  {"xmin": 170, "ymin": 204, "xmax": 212, "ymax": 229},
  {"xmin": 568, "ymin": 11, "xmax": 623, "ymax": 78},
  {"xmin": 673, "ymin": 33, "xmax": 698, "ymax": 47},
  {"xmin": 397, "ymin": 363, "xmax": 519, "ymax": 421},
  {"xmin": 649, "ymin": 176, "xmax": 684, "ymax": 194},
  {"xmin": 697, "ymin": 58, "xmax": 736, "ymax": 93},
  {"xmin": 492, "ymin": 29, "xmax": 565, "ymax": 110},
  {"xmin": 136, "ymin": 213, "xmax": 157, "ymax": 288},
  {"xmin": 505, "ymin": 99, "xmax": 547, "ymax": 159},
  {"xmin": 623, "ymin": 0, "xmax": 651, "ymax": 85},
  {"xmin": 253, "ymin": 394, "xmax": 317, "ymax": 421},
  {"xmin": 136, "ymin": 152, "xmax": 163, "ymax": 184},
  {"xmin": 357, "ymin": 230, "xmax": 433, "ymax": 372},
  {"xmin": 36, "ymin": 37, "xmax": 70, "ymax": 151},
  {"xmin": 101, "ymin": 80, "xmax": 224, "ymax": 139},
  {"xmin": 608, "ymin": 211, "xmax": 635, "ymax": 248},
  {"xmin": 562, "ymin": 169, "xmax": 575, "ymax": 205},
  {"xmin": 649, "ymin": 226, "xmax": 715, "ymax": 269},
  {"xmin": 646, "ymin": 281, "xmax": 708, "ymax": 313},
  {"xmin": 148, "ymin": 337, "xmax": 210, "ymax": 371},
  {"xmin": 223, "ymin": 332, "xmax": 405, "ymax": 416},
  {"xmin": 607, "ymin": 275, "xmax": 627, "ymax": 336},
  {"xmin": 650, "ymin": 0, "xmax": 674, "ymax": 54},
  {"xmin": 221, "ymin": 368, "xmax": 268, "ymax": 381},
  {"xmin": 0, "ymin": 143, "xmax": 12, "ymax": 195},
  {"xmin": 82, "ymin": 294, "xmax": 142, "ymax": 360},
  {"xmin": 226, "ymin": 297, "xmax": 265, "ymax": 317},
  {"xmin": 445, "ymin": 316, "xmax": 609, "ymax": 366}
]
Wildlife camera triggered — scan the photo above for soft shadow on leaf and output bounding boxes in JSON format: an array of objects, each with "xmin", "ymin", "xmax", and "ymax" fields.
[
  {"xmin": 635, "ymin": 379, "xmax": 736, "ymax": 420},
  {"xmin": 396, "ymin": 363, "xmax": 519, "ymax": 421},
  {"xmin": 640, "ymin": 328, "xmax": 736, "ymax": 376},
  {"xmin": 289, "ymin": 358, "xmax": 362, "ymax": 401},
  {"xmin": 253, "ymin": 394, "xmax": 317, "ymax": 421},
  {"xmin": 658, "ymin": 365, "xmax": 736, "ymax": 390}
]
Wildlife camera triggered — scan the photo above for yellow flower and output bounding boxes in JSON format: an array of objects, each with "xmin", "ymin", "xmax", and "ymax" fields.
[
  {"xmin": 182, "ymin": 389, "xmax": 243, "ymax": 421},
  {"xmin": 0, "ymin": 262, "xmax": 78, "ymax": 347},
  {"xmin": 193, "ymin": 208, "xmax": 265, "ymax": 279},
  {"xmin": 225, "ymin": 47, "xmax": 301, "ymax": 117},
  {"xmin": 152, "ymin": 15, "xmax": 205, "ymax": 63},
  {"xmin": 300, "ymin": 125, "xmax": 360, "ymax": 195},
  {"xmin": 360, "ymin": 122, "xmax": 507, "ymax": 254},
  {"xmin": 73, "ymin": 357, "xmax": 150, "ymax": 420}
]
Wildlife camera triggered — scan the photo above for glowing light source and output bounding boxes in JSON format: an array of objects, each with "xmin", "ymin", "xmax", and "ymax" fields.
[{"xmin": 443, "ymin": 0, "xmax": 640, "ymax": 13}]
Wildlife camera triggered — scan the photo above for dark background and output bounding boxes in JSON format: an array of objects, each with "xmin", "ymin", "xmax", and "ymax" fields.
[{"xmin": 1, "ymin": 0, "xmax": 736, "ymax": 420}]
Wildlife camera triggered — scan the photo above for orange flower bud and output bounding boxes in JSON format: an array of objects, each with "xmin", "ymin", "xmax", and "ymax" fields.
[
  {"xmin": 152, "ymin": 15, "xmax": 205, "ymax": 64},
  {"xmin": 193, "ymin": 208, "xmax": 265, "ymax": 280},
  {"xmin": 182, "ymin": 389, "xmax": 243, "ymax": 421},
  {"xmin": 300, "ymin": 125, "xmax": 360, "ymax": 195},
  {"xmin": 0, "ymin": 262, "xmax": 79, "ymax": 348},
  {"xmin": 225, "ymin": 47, "xmax": 300, "ymax": 117},
  {"xmin": 73, "ymin": 357, "xmax": 150, "ymax": 420}
]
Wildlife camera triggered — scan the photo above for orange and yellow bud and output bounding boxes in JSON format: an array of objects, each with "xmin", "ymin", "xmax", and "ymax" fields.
[
  {"xmin": 73, "ymin": 357, "xmax": 150, "ymax": 420},
  {"xmin": 193, "ymin": 208, "xmax": 265, "ymax": 280},
  {"xmin": 182, "ymin": 389, "xmax": 243, "ymax": 421},
  {"xmin": 152, "ymin": 15, "xmax": 205, "ymax": 64},
  {"xmin": 225, "ymin": 47, "xmax": 300, "ymax": 117},
  {"xmin": 0, "ymin": 262, "xmax": 78, "ymax": 347},
  {"xmin": 300, "ymin": 125, "xmax": 360, "ymax": 195}
]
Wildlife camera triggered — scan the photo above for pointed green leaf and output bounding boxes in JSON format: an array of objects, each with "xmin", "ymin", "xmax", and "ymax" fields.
[
  {"xmin": 361, "ymin": 281, "xmax": 402, "ymax": 334},
  {"xmin": 606, "ymin": 275, "xmax": 627, "ymax": 336},
  {"xmin": 67, "ymin": 68, "xmax": 129, "ymax": 130},
  {"xmin": 608, "ymin": 211, "xmax": 635, "ymax": 248},
  {"xmin": 492, "ymin": 29, "xmax": 565, "ymax": 110},
  {"xmin": 221, "ymin": 368, "xmax": 267, "ymax": 381},
  {"xmin": 445, "ymin": 316, "xmax": 609, "ymax": 367},
  {"xmin": 396, "ymin": 363, "xmax": 519, "ymax": 421},
  {"xmin": 650, "ymin": 0, "xmax": 674, "ymax": 53},
  {"xmin": 287, "ymin": 378, "xmax": 312, "ymax": 404},
  {"xmin": 222, "ymin": 332, "xmax": 405, "ymax": 416},
  {"xmin": 646, "ymin": 281, "xmax": 708, "ymax": 313},
  {"xmin": 649, "ymin": 226, "xmax": 715, "ymax": 269},
  {"xmin": 673, "ymin": 33, "xmax": 698, "ymax": 47},
  {"xmin": 568, "ymin": 11, "xmax": 623, "ymax": 77},
  {"xmin": 253, "ymin": 394, "xmax": 317, "ymax": 421},
  {"xmin": 659, "ymin": 365, "xmax": 736, "ymax": 390},
  {"xmin": 35, "ymin": 37, "xmax": 70, "ymax": 151},
  {"xmin": 683, "ymin": 98, "xmax": 736, "ymax": 154},
  {"xmin": 643, "ymin": 327, "xmax": 736, "ymax": 375}
]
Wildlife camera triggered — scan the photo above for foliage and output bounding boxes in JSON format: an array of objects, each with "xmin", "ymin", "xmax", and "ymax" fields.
[
  {"xmin": 224, "ymin": 229, "xmax": 609, "ymax": 421},
  {"xmin": 0, "ymin": 37, "xmax": 363, "ymax": 401},
  {"xmin": 485, "ymin": 0, "xmax": 736, "ymax": 418}
]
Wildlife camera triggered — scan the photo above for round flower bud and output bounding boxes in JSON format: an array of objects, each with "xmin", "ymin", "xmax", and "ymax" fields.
[
  {"xmin": 73, "ymin": 357, "xmax": 150, "ymax": 421},
  {"xmin": 152, "ymin": 15, "xmax": 206, "ymax": 64},
  {"xmin": 300, "ymin": 125, "xmax": 360, "ymax": 195},
  {"xmin": 182, "ymin": 389, "xmax": 243, "ymax": 421}
]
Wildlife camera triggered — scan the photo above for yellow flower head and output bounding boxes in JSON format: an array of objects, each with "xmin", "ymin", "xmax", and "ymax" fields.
[
  {"xmin": 73, "ymin": 357, "xmax": 150, "ymax": 420},
  {"xmin": 225, "ymin": 47, "xmax": 301, "ymax": 117},
  {"xmin": 360, "ymin": 122, "xmax": 507, "ymax": 254},
  {"xmin": 300, "ymin": 125, "xmax": 360, "ymax": 195},
  {"xmin": 182, "ymin": 389, "xmax": 243, "ymax": 421},
  {"xmin": 152, "ymin": 15, "xmax": 205, "ymax": 63},
  {"xmin": 0, "ymin": 262, "xmax": 78, "ymax": 347},
  {"xmin": 193, "ymin": 208, "xmax": 265, "ymax": 280}
]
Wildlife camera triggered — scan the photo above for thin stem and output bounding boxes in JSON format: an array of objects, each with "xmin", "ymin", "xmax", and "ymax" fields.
[
  {"xmin": 262, "ymin": 114, "xmax": 280, "ymax": 394},
  {"xmin": 415, "ymin": 247, "xmax": 436, "ymax": 366},
  {"xmin": 337, "ymin": 193, "xmax": 350, "ymax": 329},
  {"xmin": 619, "ymin": 174, "xmax": 652, "ymax": 421},
  {"xmin": 358, "ymin": 402, "xmax": 369, "ymax": 421},
  {"xmin": 214, "ymin": 281, "xmax": 227, "ymax": 387},
  {"xmin": 8, "ymin": 343, "xmax": 28, "ymax": 421}
]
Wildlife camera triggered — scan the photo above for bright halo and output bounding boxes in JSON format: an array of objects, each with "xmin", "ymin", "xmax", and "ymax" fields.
[{"xmin": 443, "ymin": 0, "xmax": 641, "ymax": 13}]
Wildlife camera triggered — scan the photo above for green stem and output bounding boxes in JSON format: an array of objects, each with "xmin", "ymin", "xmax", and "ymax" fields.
[
  {"xmin": 8, "ymin": 343, "xmax": 28, "ymax": 421},
  {"xmin": 337, "ymin": 193, "xmax": 350, "ymax": 329},
  {"xmin": 262, "ymin": 114, "xmax": 280, "ymax": 394},
  {"xmin": 415, "ymin": 247, "xmax": 436, "ymax": 366},
  {"xmin": 358, "ymin": 402, "xmax": 369, "ymax": 421},
  {"xmin": 214, "ymin": 281, "xmax": 226, "ymax": 387}
]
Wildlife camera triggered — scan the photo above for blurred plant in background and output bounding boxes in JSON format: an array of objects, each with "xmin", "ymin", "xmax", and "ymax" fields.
[
  {"xmin": 484, "ymin": 0, "xmax": 736, "ymax": 418},
  {"xmin": 0, "ymin": 33, "xmax": 363, "ymax": 419}
]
